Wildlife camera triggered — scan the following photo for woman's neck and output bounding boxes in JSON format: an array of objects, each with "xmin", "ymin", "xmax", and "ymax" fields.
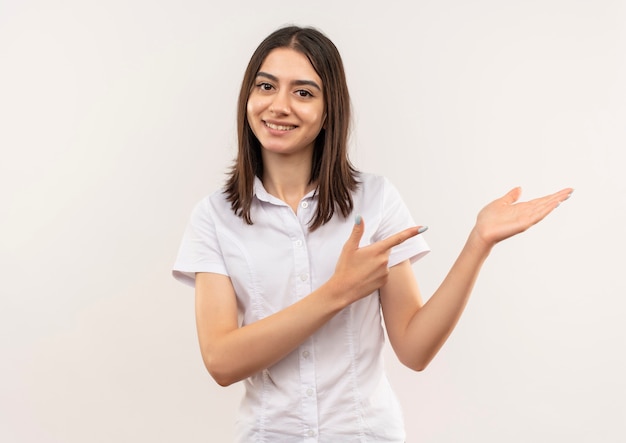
[{"xmin": 262, "ymin": 151, "xmax": 316, "ymax": 212}]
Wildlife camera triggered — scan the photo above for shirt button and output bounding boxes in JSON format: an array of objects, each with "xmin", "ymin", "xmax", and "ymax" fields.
[
  {"xmin": 306, "ymin": 388, "xmax": 314, "ymax": 396},
  {"xmin": 306, "ymin": 430, "xmax": 315, "ymax": 437},
  {"xmin": 294, "ymin": 239, "xmax": 303, "ymax": 247},
  {"xmin": 301, "ymin": 201, "xmax": 309, "ymax": 209},
  {"xmin": 300, "ymin": 273, "xmax": 309, "ymax": 282},
  {"xmin": 302, "ymin": 350, "xmax": 310, "ymax": 358}
]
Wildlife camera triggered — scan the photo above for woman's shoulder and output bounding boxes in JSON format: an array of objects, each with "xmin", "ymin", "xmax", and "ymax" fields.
[
  {"xmin": 355, "ymin": 171, "xmax": 392, "ymax": 192},
  {"xmin": 188, "ymin": 187, "xmax": 232, "ymax": 219},
  {"xmin": 194, "ymin": 186, "xmax": 230, "ymax": 205}
]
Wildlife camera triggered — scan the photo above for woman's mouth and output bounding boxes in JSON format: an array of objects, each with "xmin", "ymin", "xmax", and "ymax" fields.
[{"xmin": 264, "ymin": 121, "xmax": 296, "ymax": 131}]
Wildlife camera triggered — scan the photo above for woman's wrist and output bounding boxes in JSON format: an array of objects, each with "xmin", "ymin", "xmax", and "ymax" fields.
[
  {"xmin": 322, "ymin": 274, "xmax": 356, "ymax": 311},
  {"xmin": 466, "ymin": 226, "xmax": 495, "ymax": 258}
]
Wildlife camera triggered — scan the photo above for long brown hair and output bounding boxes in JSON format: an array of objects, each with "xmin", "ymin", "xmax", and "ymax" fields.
[{"xmin": 224, "ymin": 26, "xmax": 358, "ymax": 230}]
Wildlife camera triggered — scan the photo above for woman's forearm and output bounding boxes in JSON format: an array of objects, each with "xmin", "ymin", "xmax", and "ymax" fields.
[
  {"xmin": 199, "ymin": 277, "xmax": 348, "ymax": 386},
  {"xmin": 401, "ymin": 229, "xmax": 492, "ymax": 370}
]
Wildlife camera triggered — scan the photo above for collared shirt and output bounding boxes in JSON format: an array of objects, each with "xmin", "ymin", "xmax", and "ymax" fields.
[{"xmin": 173, "ymin": 172, "xmax": 430, "ymax": 442}]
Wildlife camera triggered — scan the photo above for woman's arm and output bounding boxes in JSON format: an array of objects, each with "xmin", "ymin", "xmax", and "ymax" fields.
[
  {"xmin": 380, "ymin": 186, "xmax": 573, "ymax": 371},
  {"xmin": 195, "ymin": 221, "xmax": 420, "ymax": 386}
]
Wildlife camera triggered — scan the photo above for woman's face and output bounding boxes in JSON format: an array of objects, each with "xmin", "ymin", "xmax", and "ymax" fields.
[{"xmin": 247, "ymin": 48, "xmax": 326, "ymax": 159}]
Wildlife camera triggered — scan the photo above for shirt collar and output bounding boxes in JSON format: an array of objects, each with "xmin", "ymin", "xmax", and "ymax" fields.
[
  {"xmin": 252, "ymin": 176, "xmax": 275, "ymax": 203},
  {"xmin": 253, "ymin": 176, "xmax": 318, "ymax": 205}
]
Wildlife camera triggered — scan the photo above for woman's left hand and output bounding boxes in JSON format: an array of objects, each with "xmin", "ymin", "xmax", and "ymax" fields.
[{"xmin": 472, "ymin": 186, "xmax": 573, "ymax": 248}]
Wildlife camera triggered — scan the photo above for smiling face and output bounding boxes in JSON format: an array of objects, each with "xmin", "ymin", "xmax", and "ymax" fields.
[{"xmin": 246, "ymin": 48, "xmax": 326, "ymax": 159}]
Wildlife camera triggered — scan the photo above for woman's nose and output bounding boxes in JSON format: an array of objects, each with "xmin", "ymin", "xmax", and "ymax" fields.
[{"xmin": 269, "ymin": 91, "xmax": 290, "ymax": 115}]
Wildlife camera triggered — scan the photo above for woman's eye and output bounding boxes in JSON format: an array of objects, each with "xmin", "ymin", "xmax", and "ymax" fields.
[
  {"xmin": 257, "ymin": 82, "xmax": 273, "ymax": 91},
  {"xmin": 296, "ymin": 90, "xmax": 312, "ymax": 98}
]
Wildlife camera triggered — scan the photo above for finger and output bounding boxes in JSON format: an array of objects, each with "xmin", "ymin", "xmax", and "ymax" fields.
[
  {"xmin": 524, "ymin": 188, "xmax": 574, "ymax": 225},
  {"xmin": 542, "ymin": 188, "xmax": 575, "ymax": 212},
  {"xmin": 528, "ymin": 187, "xmax": 574, "ymax": 208},
  {"xmin": 554, "ymin": 187, "xmax": 574, "ymax": 204},
  {"xmin": 378, "ymin": 226, "xmax": 422, "ymax": 251},
  {"xmin": 501, "ymin": 186, "xmax": 522, "ymax": 205},
  {"xmin": 344, "ymin": 215, "xmax": 365, "ymax": 251}
]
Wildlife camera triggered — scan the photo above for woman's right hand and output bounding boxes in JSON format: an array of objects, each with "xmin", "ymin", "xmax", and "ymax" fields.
[{"xmin": 330, "ymin": 217, "xmax": 423, "ymax": 305}]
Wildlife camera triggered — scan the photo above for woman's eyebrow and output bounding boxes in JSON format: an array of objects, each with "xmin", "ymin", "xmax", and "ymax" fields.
[{"xmin": 256, "ymin": 71, "xmax": 322, "ymax": 91}]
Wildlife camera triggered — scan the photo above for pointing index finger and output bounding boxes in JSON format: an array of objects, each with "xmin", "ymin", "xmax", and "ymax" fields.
[{"xmin": 378, "ymin": 226, "xmax": 427, "ymax": 251}]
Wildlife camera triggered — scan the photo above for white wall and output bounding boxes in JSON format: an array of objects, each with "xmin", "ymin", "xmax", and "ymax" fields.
[{"xmin": 1, "ymin": 1, "xmax": 624, "ymax": 441}]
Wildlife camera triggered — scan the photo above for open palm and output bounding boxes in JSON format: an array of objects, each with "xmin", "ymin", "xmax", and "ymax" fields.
[{"xmin": 474, "ymin": 186, "xmax": 573, "ymax": 247}]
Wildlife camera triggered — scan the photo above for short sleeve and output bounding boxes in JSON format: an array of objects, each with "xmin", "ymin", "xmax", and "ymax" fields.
[
  {"xmin": 172, "ymin": 197, "xmax": 229, "ymax": 287},
  {"xmin": 378, "ymin": 177, "xmax": 430, "ymax": 267}
]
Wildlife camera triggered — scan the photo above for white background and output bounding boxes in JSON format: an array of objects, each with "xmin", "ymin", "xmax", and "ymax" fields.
[{"xmin": 1, "ymin": 0, "xmax": 625, "ymax": 442}]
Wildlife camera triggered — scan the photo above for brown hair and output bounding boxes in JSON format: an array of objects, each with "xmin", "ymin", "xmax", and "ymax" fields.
[{"xmin": 224, "ymin": 25, "xmax": 358, "ymax": 230}]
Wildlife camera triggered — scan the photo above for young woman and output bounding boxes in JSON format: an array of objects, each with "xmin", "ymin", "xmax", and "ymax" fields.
[{"xmin": 173, "ymin": 26, "xmax": 572, "ymax": 442}]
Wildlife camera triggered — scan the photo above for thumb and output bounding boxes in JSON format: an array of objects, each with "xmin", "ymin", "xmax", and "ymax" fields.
[
  {"xmin": 502, "ymin": 186, "xmax": 522, "ymax": 205},
  {"xmin": 344, "ymin": 215, "xmax": 365, "ymax": 250}
]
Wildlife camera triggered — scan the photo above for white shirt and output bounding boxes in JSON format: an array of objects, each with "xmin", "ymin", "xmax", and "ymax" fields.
[{"xmin": 173, "ymin": 172, "xmax": 430, "ymax": 442}]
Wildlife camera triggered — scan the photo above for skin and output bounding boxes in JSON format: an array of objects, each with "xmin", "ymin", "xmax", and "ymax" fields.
[{"xmin": 195, "ymin": 48, "xmax": 574, "ymax": 386}]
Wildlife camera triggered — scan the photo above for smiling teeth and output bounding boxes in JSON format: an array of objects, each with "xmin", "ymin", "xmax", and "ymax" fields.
[{"xmin": 265, "ymin": 121, "xmax": 296, "ymax": 131}]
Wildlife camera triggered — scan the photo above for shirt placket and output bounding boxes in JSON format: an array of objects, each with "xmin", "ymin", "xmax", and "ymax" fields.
[{"xmin": 293, "ymin": 198, "xmax": 319, "ymax": 440}]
